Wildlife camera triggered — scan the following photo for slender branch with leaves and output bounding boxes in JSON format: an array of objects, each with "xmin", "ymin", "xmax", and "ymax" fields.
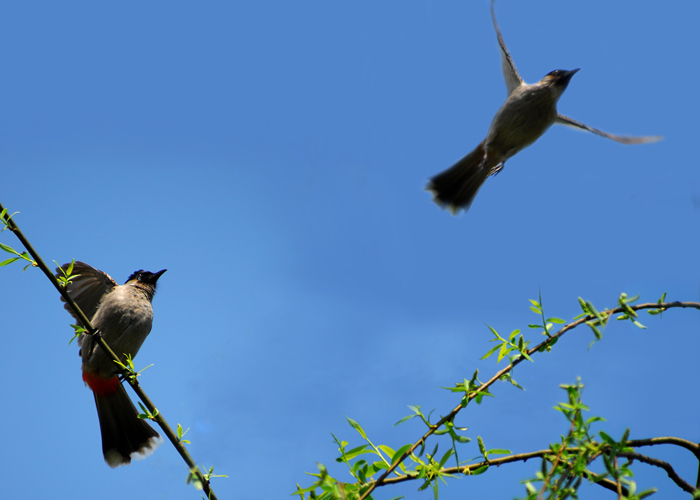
[{"xmin": 296, "ymin": 294, "xmax": 700, "ymax": 500}]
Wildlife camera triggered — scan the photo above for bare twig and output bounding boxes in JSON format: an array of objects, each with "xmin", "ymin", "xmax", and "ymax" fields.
[{"xmin": 619, "ymin": 451, "xmax": 697, "ymax": 494}]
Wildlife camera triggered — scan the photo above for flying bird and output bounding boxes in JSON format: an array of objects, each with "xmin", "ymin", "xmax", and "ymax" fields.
[
  {"xmin": 57, "ymin": 261, "xmax": 166, "ymax": 467},
  {"xmin": 427, "ymin": 0, "xmax": 662, "ymax": 214}
]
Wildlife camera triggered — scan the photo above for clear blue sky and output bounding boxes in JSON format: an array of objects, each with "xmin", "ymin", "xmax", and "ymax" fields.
[{"xmin": 2, "ymin": 1, "xmax": 698, "ymax": 499}]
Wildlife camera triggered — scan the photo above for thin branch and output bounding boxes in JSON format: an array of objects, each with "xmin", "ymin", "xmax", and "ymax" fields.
[
  {"xmin": 541, "ymin": 418, "xmax": 577, "ymax": 500},
  {"xmin": 0, "ymin": 201, "xmax": 218, "ymax": 500},
  {"xmin": 619, "ymin": 451, "xmax": 698, "ymax": 494},
  {"xmin": 377, "ymin": 449, "xmax": 628, "ymax": 495},
  {"xmin": 357, "ymin": 301, "xmax": 700, "ymax": 500},
  {"xmin": 627, "ymin": 437, "xmax": 700, "ymax": 457},
  {"xmin": 613, "ymin": 456, "xmax": 623, "ymax": 500}
]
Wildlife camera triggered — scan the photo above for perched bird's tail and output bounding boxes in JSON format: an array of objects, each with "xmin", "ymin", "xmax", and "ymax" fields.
[
  {"xmin": 426, "ymin": 142, "xmax": 493, "ymax": 214},
  {"xmin": 89, "ymin": 378, "xmax": 162, "ymax": 467}
]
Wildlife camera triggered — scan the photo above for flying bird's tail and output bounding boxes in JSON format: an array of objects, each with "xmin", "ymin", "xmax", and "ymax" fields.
[{"xmin": 426, "ymin": 142, "xmax": 494, "ymax": 214}]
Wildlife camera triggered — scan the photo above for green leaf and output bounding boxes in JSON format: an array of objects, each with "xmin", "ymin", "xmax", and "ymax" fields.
[
  {"xmin": 497, "ymin": 343, "xmax": 510, "ymax": 363},
  {"xmin": 638, "ymin": 488, "xmax": 658, "ymax": 499},
  {"xmin": 0, "ymin": 242, "xmax": 20, "ymax": 255},
  {"xmin": 366, "ymin": 462, "xmax": 383, "ymax": 477},
  {"xmin": 0, "ymin": 257, "xmax": 20, "ymax": 267},
  {"xmin": 519, "ymin": 351, "xmax": 533, "ymax": 363},
  {"xmin": 599, "ymin": 431, "xmax": 615, "ymax": 444},
  {"xmin": 471, "ymin": 465, "xmax": 489, "ymax": 475},
  {"xmin": 486, "ymin": 449, "xmax": 511, "ymax": 456},
  {"xmin": 480, "ymin": 344, "xmax": 501, "ymax": 360},
  {"xmin": 346, "ymin": 416, "xmax": 367, "ymax": 440},
  {"xmin": 547, "ymin": 317, "xmax": 565, "ymax": 324},
  {"xmin": 438, "ymin": 449, "xmax": 454, "ymax": 468},
  {"xmin": 509, "ymin": 379, "xmax": 525, "ymax": 391},
  {"xmin": 394, "ymin": 414, "xmax": 416, "ymax": 426},
  {"xmin": 631, "ymin": 318, "xmax": 647, "ymax": 330},
  {"xmin": 407, "ymin": 404, "xmax": 422, "ymax": 414},
  {"xmin": 586, "ymin": 301, "xmax": 603, "ymax": 319},
  {"xmin": 340, "ymin": 445, "xmax": 370, "ymax": 461},
  {"xmin": 378, "ymin": 445, "xmax": 395, "ymax": 459},
  {"xmin": 486, "ymin": 324, "xmax": 503, "ymax": 340},
  {"xmin": 586, "ymin": 416, "xmax": 606, "ymax": 425},
  {"xmin": 391, "ymin": 444, "xmax": 412, "ymax": 465}
]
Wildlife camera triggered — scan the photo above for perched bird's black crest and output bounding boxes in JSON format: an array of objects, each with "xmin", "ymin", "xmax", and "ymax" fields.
[{"xmin": 125, "ymin": 269, "xmax": 167, "ymax": 287}]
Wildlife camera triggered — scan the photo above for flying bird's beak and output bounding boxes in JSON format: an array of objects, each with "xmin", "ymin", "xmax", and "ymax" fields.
[{"xmin": 559, "ymin": 68, "xmax": 580, "ymax": 85}]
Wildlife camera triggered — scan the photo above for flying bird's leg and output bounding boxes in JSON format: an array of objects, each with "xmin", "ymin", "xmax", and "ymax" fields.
[{"xmin": 490, "ymin": 162, "xmax": 505, "ymax": 176}]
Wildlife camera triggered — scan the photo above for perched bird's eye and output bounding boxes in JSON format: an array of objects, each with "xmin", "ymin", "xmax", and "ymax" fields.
[{"xmin": 125, "ymin": 269, "xmax": 146, "ymax": 284}]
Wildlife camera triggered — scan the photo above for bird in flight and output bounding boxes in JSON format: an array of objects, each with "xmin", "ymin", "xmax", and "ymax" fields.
[{"xmin": 427, "ymin": 0, "xmax": 662, "ymax": 214}]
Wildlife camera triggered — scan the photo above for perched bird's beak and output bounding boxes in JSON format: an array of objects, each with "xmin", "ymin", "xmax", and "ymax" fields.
[{"xmin": 150, "ymin": 269, "xmax": 167, "ymax": 283}]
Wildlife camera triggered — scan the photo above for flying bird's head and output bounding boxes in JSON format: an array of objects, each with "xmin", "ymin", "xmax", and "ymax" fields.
[
  {"xmin": 542, "ymin": 68, "xmax": 579, "ymax": 89},
  {"xmin": 538, "ymin": 68, "xmax": 580, "ymax": 100}
]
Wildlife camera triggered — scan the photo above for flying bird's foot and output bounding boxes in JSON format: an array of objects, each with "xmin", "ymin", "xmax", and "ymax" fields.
[{"xmin": 489, "ymin": 162, "xmax": 505, "ymax": 176}]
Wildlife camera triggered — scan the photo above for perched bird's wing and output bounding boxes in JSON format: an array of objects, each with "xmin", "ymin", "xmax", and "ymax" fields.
[
  {"xmin": 491, "ymin": 0, "xmax": 523, "ymax": 96},
  {"xmin": 56, "ymin": 261, "xmax": 118, "ymax": 325},
  {"xmin": 556, "ymin": 114, "xmax": 663, "ymax": 144}
]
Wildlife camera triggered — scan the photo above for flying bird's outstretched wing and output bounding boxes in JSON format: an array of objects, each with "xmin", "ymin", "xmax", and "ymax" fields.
[
  {"xmin": 556, "ymin": 114, "xmax": 663, "ymax": 145},
  {"xmin": 491, "ymin": 0, "xmax": 522, "ymax": 95}
]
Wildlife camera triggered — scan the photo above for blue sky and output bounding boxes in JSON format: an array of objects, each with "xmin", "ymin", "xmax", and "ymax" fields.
[{"xmin": 2, "ymin": 1, "xmax": 698, "ymax": 499}]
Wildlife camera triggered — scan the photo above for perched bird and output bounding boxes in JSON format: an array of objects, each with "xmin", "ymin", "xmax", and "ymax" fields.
[
  {"xmin": 57, "ymin": 261, "xmax": 166, "ymax": 467},
  {"xmin": 427, "ymin": 0, "xmax": 662, "ymax": 214}
]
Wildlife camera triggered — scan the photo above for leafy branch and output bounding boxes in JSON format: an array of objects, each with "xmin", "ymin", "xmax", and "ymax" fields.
[{"xmin": 297, "ymin": 293, "xmax": 700, "ymax": 500}]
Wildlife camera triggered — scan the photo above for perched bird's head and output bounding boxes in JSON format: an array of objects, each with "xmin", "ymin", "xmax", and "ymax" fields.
[
  {"xmin": 125, "ymin": 269, "xmax": 167, "ymax": 295},
  {"xmin": 541, "ymin": 68, "xmax": 580, "ymax": 90}
]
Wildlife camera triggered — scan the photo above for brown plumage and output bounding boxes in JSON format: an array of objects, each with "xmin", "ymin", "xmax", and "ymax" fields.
[
  {"xmin": 57, "ymin": 261, "xmax": 166, "ymax": 467},
  {"xmin": 427, "ymin": 0, "xmax": 662, "ymax": 214}
]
